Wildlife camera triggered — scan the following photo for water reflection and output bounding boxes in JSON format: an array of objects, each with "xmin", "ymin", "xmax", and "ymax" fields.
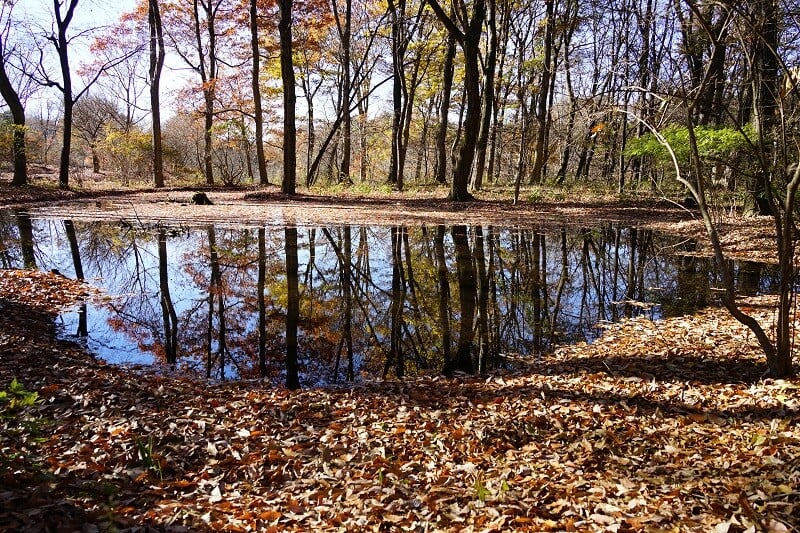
[{"xmin": 0, "ymin": 213, "xmax": 782, "ymax": 386}]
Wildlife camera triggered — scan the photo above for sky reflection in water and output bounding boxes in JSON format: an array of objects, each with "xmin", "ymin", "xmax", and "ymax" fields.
[{"xmin": 0, "ymin": 213, "xmax": 780, "ymax": 385}]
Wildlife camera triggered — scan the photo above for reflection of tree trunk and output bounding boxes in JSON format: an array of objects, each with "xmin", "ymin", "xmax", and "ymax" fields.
[
  {"xmin": 158, "ymin": 228, "xmax": 178, "ymax": 364},
  {"xmin": 486, "ymin": 228, "xmax": 501, "ymax": 364},
  {"xmin": 64, "ymin": 220, "xmax": 87, "ymax": 337},
  {"xmin": 403, "ymin": 228, "xmax": 426, "ymax": 370},
  {"xmin": 15, "ymin": 210, "xmax": 36, "ymax": 269},
  {"xmin": 474, "ymin": 226, "xmax": 491, "ymax": 371},
  {"xmin": 285, "ymin": 227, "xmax": 301, "ymax": 389},
  {"xmin": 258, "ymin": 228, "xmax": 267, "ymax": 376},
  {"xmin": 531, "ymin": 231, "xmax": 543, "ymax": 353},
  {"xmin": 342, "ymin": 227, "xmax": 355, "ymax": 380},
  {"xmin": 386, "ymin": 226, "xmax": 406, "ymax": 377},
  {"xmin": 624, "ymin": 228, "xmax": 638, "ymax": 318},
  {"xmin": 207, "ymin": 227, "xmax": 218, "ymax": 379},
  {"xmin": 551, "ymin": 229, "xmax": 568, "ymax": 333},
  {"xmin": 738, "ymin": 260, "xmax": 762, "ymax": 296},
  {"xmin": 434, "ymin": 225, "xmax": 451, "ymax": 363},
  {"xmin": 444, "ymin": 225, "xmax": 476, "ymax": 374}
]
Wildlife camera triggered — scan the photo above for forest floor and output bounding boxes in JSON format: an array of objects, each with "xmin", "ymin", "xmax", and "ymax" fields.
[{"xmin": 0, "ymin": 179, "xmax": 798, "ymax": 531}]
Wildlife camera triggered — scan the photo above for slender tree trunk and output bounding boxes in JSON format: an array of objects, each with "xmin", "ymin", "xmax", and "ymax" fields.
[
  {"xmin": 250, "ymin": 0, "xmax": 269, "ymax": 185},
  {"xmin": 387, "ymin": 0, "xmax": 403, "ymax": 187},
  {"xmin": 149, "ymin": 0, "xmax": 166, "ymax": 188},
  {"xmin": 279, "ymin": 0, "xmax": 297, "ymax": 193},
  {"xmin": 0, "ymin": 37, "xmax": 27, "ymax": 186},
  {"xmin": 434, "ymin": 33, "xmax": 456, "ymax": 185},
  {"xmin": 193, "ymin": 0, "xmax": 216, "ymax": 186},
  {"xmin": 54, "ymin": 0, "xmax": 80, "ymax": 189},
  {"xmin": 337, "ymin": 0, "xmax": 353, "ymax": 182},
  {"xmin": 528, "ymin": 0, "xmax": 554, "ymax": 186},
  {"xmin": 472, "ymin": 0, "xmax": 497, "ymax": 191}
]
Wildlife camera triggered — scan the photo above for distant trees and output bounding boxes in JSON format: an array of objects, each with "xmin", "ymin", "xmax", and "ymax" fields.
[{"xmin": 2, "ymin": 0, "xmax": 800, "ymax": 221}]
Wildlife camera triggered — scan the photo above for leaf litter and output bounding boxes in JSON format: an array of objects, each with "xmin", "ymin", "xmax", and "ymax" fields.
[{"xmin": 0, "ymin": 268, "xmax": 798, "ymax": 532}]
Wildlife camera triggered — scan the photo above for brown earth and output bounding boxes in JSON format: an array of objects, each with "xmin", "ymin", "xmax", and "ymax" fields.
[{"xmin": 1, "ymin": 180, "xmax": 797, "ymax": 531}]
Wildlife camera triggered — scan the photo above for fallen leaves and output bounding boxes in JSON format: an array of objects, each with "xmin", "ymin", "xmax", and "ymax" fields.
[{"xmin": 0, "ymin": 271, "xmax": 798, "ymax": 531}]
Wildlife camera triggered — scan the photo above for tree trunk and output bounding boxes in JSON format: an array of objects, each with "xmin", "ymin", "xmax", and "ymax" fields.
[
  {"xmin": 434, "ymin": 33, "xmax": 456, "ymax": 185},
  {"xmin": 250, "ymin": 0, "xmax": 269, "ymax": 186},
  {"xmin": 528, "ymin": 0, "xmax": 554, "ymax": 186},
  {"xmin": 387, "ymin": 0, "xmax": 403, "ymax": 187},
  {"xmin": 449, "ymin": 35, "xmax": 482, "ymax": 200},
  {"xmin": 279, "ymin": 0, "xmax": 297, "ymax": 194},
  {"xmin": 472, "ymin": 0, "xmax": 497, "ymax": 191},
  {"xmin": 0, "ymin": 36, "xmax": 27, "ymax": 186},
  {"xmin": 149, "ymin": 0, "xmax": 166, "ymax": 188},
  {"xmin": 54, "ymin": 0, "xmax": 80, "ymax": 189},
  {"xmin": 191, "ymin": 0, "xmax": 216, "ymax": 185}
]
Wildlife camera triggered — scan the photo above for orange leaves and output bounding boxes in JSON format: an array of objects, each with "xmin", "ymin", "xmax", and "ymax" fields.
[
  {"xmin": 1, "ymin": 286, "xmax": 800, "ymax": 531},
  {"xmin": 0, "ymin": 269, "xmax": 102, "ymax": 315}
]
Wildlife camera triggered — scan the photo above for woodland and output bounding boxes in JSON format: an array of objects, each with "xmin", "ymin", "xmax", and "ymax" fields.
[{"xmin": 0, "ymin": 0, "xmax": 800, "ymax": 530}]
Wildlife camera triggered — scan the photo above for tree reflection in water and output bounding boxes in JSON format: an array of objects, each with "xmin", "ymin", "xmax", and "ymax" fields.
[{"xmin": 0, "ymin": 215, "xmax": 783, "ymax": 387}]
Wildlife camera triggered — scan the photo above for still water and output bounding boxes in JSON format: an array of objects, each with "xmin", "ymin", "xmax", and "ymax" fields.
[{"xmin": 0, "ymin": 210, "xmax": 779, "ymax": 386}]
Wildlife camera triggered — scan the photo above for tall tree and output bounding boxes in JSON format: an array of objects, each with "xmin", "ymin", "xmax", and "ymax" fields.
[
  {"xmin": 528, "ymin": 0, "xmax": 555, "ymax": 187},
  {"xmin": 0, "ymin": 1, "xmax": 29, "ymax": 186},
  {"xmin": 428, "ymin": 0, "xmax": 487, "ymax": 201},
  {"xmin": 433, "ymin": 32, "xmax": 455, "ymax": 185},
  {"xmin": 331, "ymin": 0, "xmax": 353, "ymax": 182},
  {"xmin": 162, "ymin": 0, "xmax": 228, "ymax": 185},
  {"xmin": 149, "ymin": 0, "xmax": 166, "ymax": 187},
  {"xmin": 249, "ymin": 0, "xmax": 268, "ymax": 186},
  {"xmin": 35, "ymin": 0, "xmax": 135, "ymax": 188},
  {"xmin": 279, "ymin": 0, "xmax": 297, "ymax": 193},
  {"xmin": 48, "ymin": 0, "xmax": 80, "ymax": 189}
]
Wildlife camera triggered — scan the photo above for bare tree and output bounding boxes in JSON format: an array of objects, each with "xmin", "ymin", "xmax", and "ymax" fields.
[
  {"xmin": 149, "ymin": 0, "xmax": 166, "ymax": 188},
  {"xmin": 31, "ymin": 0, "xmax": 138, "ymax": 188}
]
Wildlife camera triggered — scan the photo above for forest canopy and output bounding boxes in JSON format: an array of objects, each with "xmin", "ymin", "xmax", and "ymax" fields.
[{"xmin": 0, "ymin": 0, "xmax": 796, "ymax": 200}]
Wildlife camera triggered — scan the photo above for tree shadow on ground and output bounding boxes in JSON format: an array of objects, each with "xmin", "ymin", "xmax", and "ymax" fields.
[{"xmin": 518, "ymin": 353, "xmax": 770, "ymax": 385}]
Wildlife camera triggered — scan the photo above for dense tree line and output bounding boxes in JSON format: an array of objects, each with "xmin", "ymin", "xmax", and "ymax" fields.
[{"xmin": 0, "ymin": 0, "xmax": 795, "ymax": 197}]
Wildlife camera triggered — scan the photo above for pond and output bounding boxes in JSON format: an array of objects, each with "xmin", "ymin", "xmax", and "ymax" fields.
[{"xmin": 0, "ymin": 209, "xmax": 780, "ymax": 386}]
